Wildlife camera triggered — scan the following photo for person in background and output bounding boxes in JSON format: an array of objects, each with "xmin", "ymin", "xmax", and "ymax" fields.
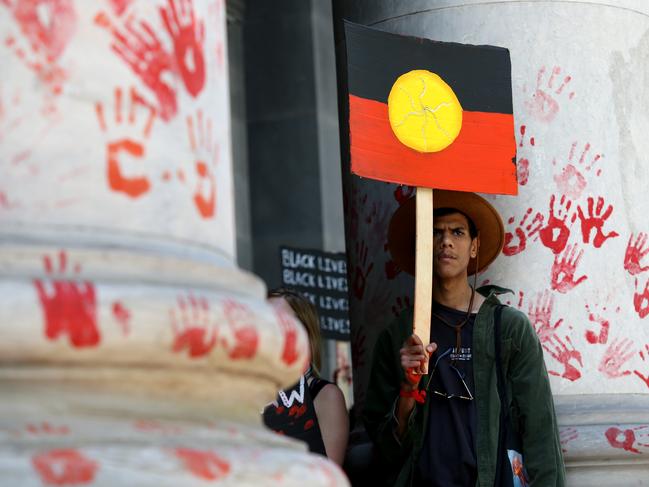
[{"xmin": 264, "ymin": 288, "xmax": 349, "ymax": 466}]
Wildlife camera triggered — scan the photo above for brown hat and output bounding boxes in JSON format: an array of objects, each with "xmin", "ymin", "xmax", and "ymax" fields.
[{"xmin": 387, "ymin": 190, "xmax": 504, "ymax": 276}]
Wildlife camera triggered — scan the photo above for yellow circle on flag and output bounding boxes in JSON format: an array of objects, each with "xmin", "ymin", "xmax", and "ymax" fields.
[{"xmin": 388, "ymin": 70, "xmax": 463, "ymax": 153}]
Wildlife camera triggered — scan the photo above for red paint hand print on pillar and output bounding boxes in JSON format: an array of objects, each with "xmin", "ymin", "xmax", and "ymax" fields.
[
  {"xmin": 544, "ymin": 334, "xmax": 583, "ymax": 382},
  {"xmin": 577, "ymin": 196, "xmax": 619, "ymax": 248},
  {"xmin": 624, "ymin": 233, "xmax": 649, "ymax": 276},
  {"xmin": 634, "ymin": 277, "xmax": 649, "ymax": 319},
  {"xmin": 107, "ymin": 16, "xmax": 177, "ymax": 121},
  {"xmin": 31, "ymin": 449, "xmax": 99, "ymax": 485},
  {"xmin": 539, "ymin": 195, "xmax": 575, "ymax": 254},
  {"xmin": 584, "ymin": 303, "xmax": 617, "ymax": 345},
  {"xmin": 3, "ymin": 0, "xmax": 76, "ymax": 105},
  {"xmin": 33, "ymin": 251, "xmax": 99, "ymax": 348},
  {"xmin": 95, "ymin": 87, "xmax": 156, "ymax": 198},
  {"xmin": 170, "ymin": 294, "xmax": 217, "ymax": 358},
  {"xmin": 272, "ymin": 305, "xmax": 300, "ymax": 366},
  {"xmin": 559, "ymin": 427, "xmax": 578, "ymax": 454},
  {"xmin": 598, "ymin": 338, "xmax": 635, "ymax": 378},
  {"xmin": 553, "ymin": 142, "xmax": 602, "ymax": 200},
  {"xmin": 186, "ymin": 110, "xmax": 218, "ymax": 218},
  {"xmin": 605, "ymin": 426, "xmax": 649, "ymax": 454},
  {"xmin": 525, "ymin": 66, "xmax": 575, "ymax": 123},
  {"xmin": 174, "ymin": 448, "xmax": 231, "ymax": 481},
  {"xmin": 222, "ymin": 300, "xmax": 259, "ymax": 359},
  {"xmin": 160, "ymin": 0, "xmax": 206, "ymax": 98},
  {"xmin": 502, "ymin": 208, "xmax": 543, "ymax": 256},
  {"xmin": 550, "ymin": 244, "xmax": 587, "ymax": 293},
  {"xmin": 528, "ymin": 290, "xmax": 563, "ymax": 343}
]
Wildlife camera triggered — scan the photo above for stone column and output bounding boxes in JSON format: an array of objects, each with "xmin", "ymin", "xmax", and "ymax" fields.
[
  {"xmin": 343, "ymin": 0, "xmax": 649, "ymax": 484},
  {"xmin": 0, "ymin": 1, "xmax": 347, "ymax": 485}
]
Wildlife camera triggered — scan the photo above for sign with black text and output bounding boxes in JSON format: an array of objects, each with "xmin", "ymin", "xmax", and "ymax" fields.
[{"xmin": 280, "ymin": 246, "xmax": 350, "ymax": 341}]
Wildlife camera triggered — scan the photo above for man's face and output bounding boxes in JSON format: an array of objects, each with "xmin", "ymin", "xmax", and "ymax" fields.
[{"xmin": 433, "ymin": 212, "xmax": 478, "ymax": 280}]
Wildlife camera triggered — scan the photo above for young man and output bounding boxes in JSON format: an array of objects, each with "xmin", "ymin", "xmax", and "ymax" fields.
[{"xmin": 363, "ymin": 190, "xmax": 565, "ymax": 486}]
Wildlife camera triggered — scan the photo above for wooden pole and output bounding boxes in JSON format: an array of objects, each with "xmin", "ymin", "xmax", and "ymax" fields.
[{"xmin": 414, "ymin": 187, "xmax": 434, "ymax": 374}]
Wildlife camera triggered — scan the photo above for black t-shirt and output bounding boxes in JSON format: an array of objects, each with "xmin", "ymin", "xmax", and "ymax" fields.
[{"xmin": 415, "ymin": 301, "xmax": 477, "ymax": 486}]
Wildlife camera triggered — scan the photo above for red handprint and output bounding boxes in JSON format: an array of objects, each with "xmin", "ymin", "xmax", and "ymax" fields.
[
  {"xmin": 170, "ymin": 294, "xmax": 217, "ymax": 358},
  {"xmin": 544, "ymin": 334, "xmax": 583, "ymax": 381},
  {"xmin": 185, "ymin": 110, "xmax": 218, "ymax": 218},
  {"xmin": 598, "ymin": 337, "xmax": 635, "ymax": 378},
  {"xmin": 353, "ymin": 240, "xmax": 374, "ymax": 300},
  {"xmin": 577, "ymin": 196, "xmax": 619, "ymax": 248},
  {"xmin": 271, "ymin": 303, "xmax": 300, "ymax": 366},
  {"xmin": 524, "ymin": 66, "xmax": 575, "ymax": 123},
  {"xmin": 516, "ymin": 125, "xmax": 535, "ymax": 186},
  {"xmin": 584, "ymin": 303, "xmax": 617, "ymax": 345},
  {"xmin": 559, "ymin": 427, "xmax": 578, "ymax": 454},
  {"xmin": 633, "ymin": 344, "xmax": 649, "ymax": 389},
  {"xmin": 633, "ymin": 277, "xmax": 649, "ymax": 319},
  {"xmin": 550, "ymin": 244, "xmax": 587, "ymax": 293},
  {"xmin": 528, "ymin": 290, "xmax": 563, "ymax": 343},
  {"xmin": 624, "ymin": 232, "xmax": 649, "ymax": 276},
  {"xmin": 539, "ymin": 195, "xmax": 575, "ymax": 254},
  {"xmin": 502, "ymin": 208, "xmax": 543, "ymax": 256},
  {"xmin": 605, "ymin": 426, "xmax": 649, "ymax": 454},
  {"xmin": 33, "ymin": 251, "xmax": 99, "ymax": 348},
  {"xmin": 32, "ymin": 449, "xmax": 99, "ymax": 485},
  {"xmin": 3, "ymin": 0, "xmax": 76, "ymax": 101},
  {"xmin": 160, "ymin": 0, "xmax": 206, "ymax": 97},
  {"xmin": 174, "ymin": 448, "xmax": 230, "ymax": 481},
  {"xmin": 95, "ymin": 87, "xmax": 156, "ymax": 198},
  {"xmin": 222, "ymin": 300, "xmax": 259, "ymax": 359},
  {"xmin": 552, "ymin": 142, "xmax": 602, "ymax": 199},
  {"xmin": 107, "ymin": 16, "xmax": 177, "ymax": 121}
]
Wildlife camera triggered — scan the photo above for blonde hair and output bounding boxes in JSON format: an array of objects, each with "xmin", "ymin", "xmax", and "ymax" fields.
[{"xmin": 268, "ymin": 287, "xmax": 322, "ymax": 374}]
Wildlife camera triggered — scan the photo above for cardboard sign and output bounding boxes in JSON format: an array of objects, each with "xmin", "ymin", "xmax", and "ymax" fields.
[
  {"xmin": 345, "ymin": 21, "xmax": 518, "ymax": 195},
  {"xmin": 280, "ymin": 246, "xmax": 350, "ymax": 341}
]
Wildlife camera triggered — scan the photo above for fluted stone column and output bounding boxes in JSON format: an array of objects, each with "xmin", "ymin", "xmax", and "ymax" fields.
[
  {"xmin": 343, "ymin": 0, "xmax": 649, "ymax": 484},
  {"xmin": 0, "ymin": 1, "xmax": 347, "ymax": 485}
]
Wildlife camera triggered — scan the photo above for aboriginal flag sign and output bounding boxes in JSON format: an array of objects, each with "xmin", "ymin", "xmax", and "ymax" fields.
[{"xmin": 344, "ymin": 21, "xmax": 517, "ymax": 195}]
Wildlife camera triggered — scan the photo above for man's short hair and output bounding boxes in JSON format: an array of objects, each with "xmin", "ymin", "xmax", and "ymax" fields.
[{"xmin": 434, "ymin": 207, "xmax": 478, "ymax": 239}]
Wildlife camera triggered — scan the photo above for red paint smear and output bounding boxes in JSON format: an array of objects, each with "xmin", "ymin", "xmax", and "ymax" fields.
[
  {"xmin": 605, "ymin": 427, "xmax": 641, "ymax": 454},
  {"xmin": 26, "ymin": 422, "xmax": 70, "ymax": 435},
  {"xmin": 172, "ymin": 327, "xmax": 217, "ymax": 357},
  {"xmin": 174, "ymin": 448, "xmax": 230, "ymax": 481},
  {"xmin": 348, "ymin": 95, "xmax": 517, "ymax": 194},
  {"xmin": 31, "ymin": 449, "xmax": 98, "ymax": 485},
  {"xmin": 111, "ymin": 301, "xmax": 131, "ymax": 335},
  {"xmin": 585, "ymin": 306, "xmax": 610, "ymax": 345},
  {"xmin": 108, "ymin": 0, "xmax": 133, "ymax": 16},
  {"xmin": 192, "ymin": 161, "xmax": 216, "ymax": 218},
  {"xmin": 33, "ymin": 251, "xmax": 99, "ymax": 348}
]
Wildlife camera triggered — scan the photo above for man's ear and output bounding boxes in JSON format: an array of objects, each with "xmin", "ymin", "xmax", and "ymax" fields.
[{"xmin": 470, "ymin": 236, "xmax": 479, "ymax": 258}]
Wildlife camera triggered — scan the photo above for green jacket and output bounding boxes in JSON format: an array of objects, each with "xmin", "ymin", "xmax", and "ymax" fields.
[{"xmin": 362, "ymin": 286, "xmax": 565, "ymax": 486}]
